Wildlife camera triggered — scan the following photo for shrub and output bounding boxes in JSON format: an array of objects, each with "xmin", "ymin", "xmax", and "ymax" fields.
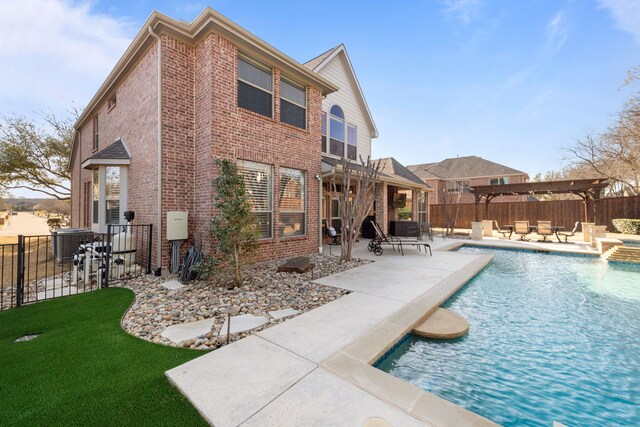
[{"xmin": 612, "ymin": 219, "xmax": 640, "ymax": 235}]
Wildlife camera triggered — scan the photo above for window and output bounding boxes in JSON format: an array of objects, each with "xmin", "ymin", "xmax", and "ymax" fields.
[
  {"xmin": 92, "ymin": 169, "xmax": 99, "ymax": 224},
  {"xmin": 237, "ymin": 56, "xmax": 272, "ymax": 117},
  {"xmin": 347, "ymin": 124, "xmax": 357, "ymax": 160},
  {"xmin": 329, "ymin": 105, "xmax": 345, "ymax": 157},
  {"xmin": 321, "ymin": 112, "xmax": 327, "ymax": 153},
  {"xmin": 280, "ymin": 78, "xmax": 306, "ymax": 129},
  {"xmin": 446, "ymin": 180, "xmax": 470, "ymax": 194},
  {"xmin": 107, "ymin": 94, "xmax": 117, "ymax": 112},
  {"xmin": 279, "ymin": 168, "xmax": 305, "ymax": 237},
  {"xmin": 92, "ymin": 117, "xmax": 99, "ymax": 151},
  {"xmin": 238, "ymin": 160, "xmax": 273, "ymax": 239},
  {"xmin": 490, "ymin": 177, "xmax": 510, "ymax": 185},
  {"xmin": 417, "ymin": 190, "xmax": 428, "ymax": 223},
  {"xmin": 105, "ymin": 167, "xmax": 120, "ymax": 224}
]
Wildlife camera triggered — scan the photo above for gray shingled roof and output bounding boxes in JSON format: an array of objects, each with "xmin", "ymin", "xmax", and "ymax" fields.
[
  {"xmin": 88, "ymin": 139, "xmax": 130, "ymax": 160},
  {"xmin": 304, "ymin": 45, "xmax": 340, "ymax": 70},
  {"xmin": 374, "ymin": 157, "xmax": 428, "ymax": 187},
  {"xmin": 322, "ymin": 156, "xmax": 429, "ymax": 189},
  {"xmin": 407, "ymin": 156, "xmax": 525, "ymax": 181}
]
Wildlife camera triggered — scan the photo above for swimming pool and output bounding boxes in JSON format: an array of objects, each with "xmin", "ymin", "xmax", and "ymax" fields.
[{"xmin": 376, "ymin": 246, "xmax": 640, "ymax": 426}]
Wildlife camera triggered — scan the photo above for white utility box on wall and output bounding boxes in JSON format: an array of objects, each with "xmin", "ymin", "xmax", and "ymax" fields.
[{"xmin": 167, "ymin": 211, "xmax": 188, "ymax": 241}]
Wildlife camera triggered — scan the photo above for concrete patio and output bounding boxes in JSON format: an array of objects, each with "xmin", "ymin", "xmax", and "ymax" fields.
[{"xmin": 166, "ymin": 235, "xmax": 599, "ymax": 426}]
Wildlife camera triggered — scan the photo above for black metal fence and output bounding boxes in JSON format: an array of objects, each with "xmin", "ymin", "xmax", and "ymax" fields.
[{"xmin": 0, "ymin": 224, "xmax": 152, "ymax": 311}]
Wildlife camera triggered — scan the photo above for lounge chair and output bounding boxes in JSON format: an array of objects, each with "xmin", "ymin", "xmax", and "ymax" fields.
[
  {"xmin": 537, "ymin": 221, "xmax": 553, "ymax": 242},
  {"xmin": 514, "ymin": 220, "xmax": 531, "ymax": 241},
  {"xmin": 369, "ymin": 221, "xmax": 431, "ymax": 256},
  {"xmin": 493, "ymin": 220, "xmax": 512, "ymax": 239},
  {"xmin": 557, "ymin": 221, "xmax": 580, "ymax": 243}
]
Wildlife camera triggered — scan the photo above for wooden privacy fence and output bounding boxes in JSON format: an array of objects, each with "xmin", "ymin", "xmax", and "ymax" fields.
[{"xmin": 429, "ymin": 196, "xmax": 640, "ymax": 231}]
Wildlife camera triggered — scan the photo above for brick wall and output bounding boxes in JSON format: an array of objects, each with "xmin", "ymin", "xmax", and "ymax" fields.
[{"xmin": 427, "ymin": 175, "xmax": 529, "ymax": 206}]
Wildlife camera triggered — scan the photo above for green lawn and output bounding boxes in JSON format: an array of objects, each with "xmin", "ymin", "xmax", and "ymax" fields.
[{"xmin": 0, "ymin": 288, "xmax": 207, "ymax": 426}]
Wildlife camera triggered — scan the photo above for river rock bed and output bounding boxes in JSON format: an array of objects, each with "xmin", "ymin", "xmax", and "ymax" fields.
[{"xmin": 117, "ymin": 254, "xmax": 370, "ymax": 350}]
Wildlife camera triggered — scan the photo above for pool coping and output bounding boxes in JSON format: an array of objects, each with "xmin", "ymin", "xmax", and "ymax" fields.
[
  {"xmin": 321, "ymin": 240, "xmax": 603, "ymax": 426},
  {"xmin": 320, "ymin": 253, "xmax": 500, "ymax": 427}
]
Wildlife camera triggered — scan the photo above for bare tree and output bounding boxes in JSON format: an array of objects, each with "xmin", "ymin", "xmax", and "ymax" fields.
[
  {"xmin": 439, "ymin": 183, "xmax": 463, "ymax": 236},
  {"xmin": 0, "ymin": 111, "xmax": 75, "ymax": 200},
  {"xmin": 330, "ymin": 157, "xmax": 381, "ymax": 262},
  {"xmin": 566, "ymin": 67, "xmax": 640, "ymax": 196}
]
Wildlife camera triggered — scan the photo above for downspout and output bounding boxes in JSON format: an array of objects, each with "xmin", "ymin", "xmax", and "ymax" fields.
[
  {"xmin": 317, "ymin": 174, "xmax": 322, "ymax": 253},
  {"xmin": 148, "ymin": 26, "xmax": 163, "ymax": 273}
]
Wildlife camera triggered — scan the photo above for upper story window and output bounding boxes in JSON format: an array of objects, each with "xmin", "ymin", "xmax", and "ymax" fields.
[
  {"xmin": 280, "ymin": 78, "xmax": 306, "ymax": 129},
  {"xmin": 321, "ymin": 112, "xmax": 327, "ymax": 153},
  {"xmin": 237, "ymin": 160, "xmax": 273, "ymax": 239},
  {"xmin": 237, "ymin": 56, "xmax": 273, "ymax": 117},
  {"xmin": 490, "ymin": 177, "xmax": 510, "ymax": 185},
  {"xmin": 347, "ymin": 124, "xmax": 357, "ymax": 161},
  {"xmin": 107, "ymin": 94, "xmax": 117, "ymax": 112},
  {"xmin": 92, "ymin": 116, "xmax": 99, "ymax": 151},
  {"xmin": 446, "ymin": 180, "xmax": 470, "ymax": 194},
  {"xmin": 329, "ymin": 105, "xmax": 345, "ymax": 157}
]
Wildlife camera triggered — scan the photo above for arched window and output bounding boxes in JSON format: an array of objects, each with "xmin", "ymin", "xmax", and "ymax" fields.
[{"xmin": 329, "ymin": 105, "xmax": 345, "ymax": 157}]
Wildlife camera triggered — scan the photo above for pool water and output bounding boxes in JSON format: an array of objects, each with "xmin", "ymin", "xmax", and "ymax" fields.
[{"xmin": 376, "ymin": 247, "xmax": 640, "ymax": 426}]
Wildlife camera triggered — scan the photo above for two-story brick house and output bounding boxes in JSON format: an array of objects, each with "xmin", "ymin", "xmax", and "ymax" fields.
[{"xmin": 69, "ymin": 7, "xmax": 430, "ymax": 273}]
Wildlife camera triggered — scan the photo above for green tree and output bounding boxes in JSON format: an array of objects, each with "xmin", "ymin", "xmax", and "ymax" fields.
[
  {"xmin": 0, "ymin": 111, "xmax": 75, "ymax": 200},
  {"xmin": 210, "ymin": 159, "xmax": 258, "ymax": 287}
]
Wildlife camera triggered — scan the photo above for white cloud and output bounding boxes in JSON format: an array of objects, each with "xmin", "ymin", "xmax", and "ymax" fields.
[
  {"xmin": 546, "ymin": 11, "xmax": 568, "ymax": 52},
  {"xmin": 598, "ymin": 0, "xmax": 640, "ymax": 44},
  {"xmin": 0, "ymin": 0, "xmax": 134, "ymax": 116},
  {"xmin": 442, "ymin": 0, "xmax": 481, "ymax": 25}
]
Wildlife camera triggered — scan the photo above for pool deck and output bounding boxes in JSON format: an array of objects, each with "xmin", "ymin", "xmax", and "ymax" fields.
[{"xmin": 166, "ymin": 236, "xmax": 598, "ymax": 426}]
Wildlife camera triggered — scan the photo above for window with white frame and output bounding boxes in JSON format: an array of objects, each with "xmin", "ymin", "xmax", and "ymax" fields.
[
  {"xmin": 238, "ymin": 160, "xmax": 273, "ymax": 239},
  {"xmin": 237, "ymin": 56, "xmax": 273, "ymax": 117},
  {"xmin": 105, "ymin": 167, "xmax": 120, "ymax": 224},
  {"xmin": 347, "ymin": 124, "xmax": 357, "ymax": 160},
  {"xmin": 279, "ymin": 168, "xmax": 305, "ymax": 237},
  {"xmin": 280, "ymin": 78, "xmax": 306, "ymax": 129},
  {"xmin": 92, "ymin": 169, "xmax": 99, "ymax": 224},
  {"xmin": 329, "ymin": 105, "xmax": 345, "ymax": 157},
  {"xmin": 321, "ymin": 111, "xmax": 327, "ymax": 153},
  {"xmin": 417, "ymin": 190, "xmax": 428, "ymax": 223},
  {"xmin": 446, "ymin": 180, "xmax": 470, "ymax": 194},
  {"xmin": 489, "ymin": 176, "xmax": 510, "ymax": 185}
]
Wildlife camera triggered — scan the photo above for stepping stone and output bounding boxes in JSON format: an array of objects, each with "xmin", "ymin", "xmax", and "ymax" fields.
[
  {"xmin": 161, "ymin": 279, "xmax": 185, "ymax": 290},
  {"xmin": 268, "ymin": 308, "xmax": 300, "ymax": 320},
  {"xmin": 219, "ymin": 314, "xmax": 268, "ymax": 335},
  {"xmin": 277, "ymin": 256, "xmax": 315, "ymax": 274},
  {"xmin": 413, "ymin": 308, "xmax": 469, "ymax": 339},
  {"xmin": 161, "ymin": 319, "xmax": 214, "ymax": 343}
]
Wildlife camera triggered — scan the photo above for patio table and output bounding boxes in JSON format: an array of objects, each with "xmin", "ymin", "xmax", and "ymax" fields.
[{"xmin": 552, "ymin": 225, "xmax": 564, "ymax": 243}]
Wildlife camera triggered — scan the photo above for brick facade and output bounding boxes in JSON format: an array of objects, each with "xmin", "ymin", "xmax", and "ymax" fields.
[
  {"xmin": 71, "ymin": 30, "xmax": 324, "ymax": 271},
  {"xmin": 426, "ymin": 175, "xmax": 528, "ymax": 206}
]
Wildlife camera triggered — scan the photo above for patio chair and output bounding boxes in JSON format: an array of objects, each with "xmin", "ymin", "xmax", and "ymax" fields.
[
  {"xmin": 368, "ymin": 221, "xmax": 431, "ymax": 256},
  {"xmin": 557, "ymin": 221, "xmax": 580, "ymax": 243},
  {"xmin": 323, "ymin": 220, "xmax": 341, "ymax": 245},
  {"xmin": 536, "ymin": 221, "xmax": 553, "ymax": 242},
  {"xmin": 514, "ymin": 220, "xmax": 531, "ymax": 241},
  {"xmin": 493, "ymin": 220, "xmax": 512, "ymax": 239}
]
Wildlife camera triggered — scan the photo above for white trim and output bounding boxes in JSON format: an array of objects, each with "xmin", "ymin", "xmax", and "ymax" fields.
[
  {"xmin": 82, "ymin": 158, "xmax": 131, "ymax": 169},
  {"xmin": 309, "ymin": 45, "xmax": 378, "ymax": 138}
]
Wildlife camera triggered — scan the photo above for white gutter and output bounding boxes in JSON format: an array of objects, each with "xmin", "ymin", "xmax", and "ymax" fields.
[
  {"xmin": 148, "ymin": 26, "xmax": 163, "ymax": 272},
  {"xmin": 317, "ymin": 174, "xmax": 323, "ymax": 253}
]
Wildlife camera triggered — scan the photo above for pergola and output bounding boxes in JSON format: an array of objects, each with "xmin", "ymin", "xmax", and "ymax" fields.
[{"xmin": 469, "ymin": 178, "xmax": 609, "ymax": 223}]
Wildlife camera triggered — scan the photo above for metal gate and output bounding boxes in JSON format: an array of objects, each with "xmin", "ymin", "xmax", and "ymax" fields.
[{"xmin": 0, "ymin": 224, "xmax": 152, "ymax": 311}]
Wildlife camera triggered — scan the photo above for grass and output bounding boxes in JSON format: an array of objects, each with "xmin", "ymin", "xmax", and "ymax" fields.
[{"xmin": 0, "ymin": 288, "xmax": 207, "ymax": 426}]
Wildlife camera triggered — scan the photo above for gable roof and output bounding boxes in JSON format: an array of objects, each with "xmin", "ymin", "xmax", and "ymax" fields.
[
  {"xmin": 81, "ymin": 139, "xmax": 131, "ymax": 169},
  {"xmin": 322, "ymin": 156, "xmax": 430, "ymax": 190},
  {"xmin": 305, "ymin": 44, "xmax": 378, "ymax": 139},
  {"xmin": 374, "ymin": 157, "xmax": 429, "ymax": 187},
  {"xmin": 407, "ymin": 156, "xmax": 527, "ymax": 181}
]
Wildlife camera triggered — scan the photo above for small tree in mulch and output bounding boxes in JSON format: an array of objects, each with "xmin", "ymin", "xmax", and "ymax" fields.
[{"xmin": 209, "ymin": 159, "xmax": 258, "ymax": 288}]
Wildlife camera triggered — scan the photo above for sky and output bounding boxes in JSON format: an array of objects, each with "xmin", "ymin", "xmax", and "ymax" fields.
[{"xmin": 1, "ymin": 0, "xmax": 639, "ymax": 197}]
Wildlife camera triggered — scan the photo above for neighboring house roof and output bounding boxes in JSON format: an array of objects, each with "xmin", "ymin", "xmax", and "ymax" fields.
[
  {"xmin": 407, "ymin": 156, "xmax": 527, "ymax": 181},
  {"xmin": 304, "ymin": 44, "xmax": 378, "ymax": 139},
  {"xmin": 81, "ymin": 139, "xmax": 131, "ymax": 169},
  {"xmin": 322, "ymin": 156, "xmax": 431, "ymax": 190}
]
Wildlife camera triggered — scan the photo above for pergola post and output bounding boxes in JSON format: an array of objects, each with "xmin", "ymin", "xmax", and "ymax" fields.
[{"xmin": 474, "ymin": 194, "xmax": 481, "ymax": 222}]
